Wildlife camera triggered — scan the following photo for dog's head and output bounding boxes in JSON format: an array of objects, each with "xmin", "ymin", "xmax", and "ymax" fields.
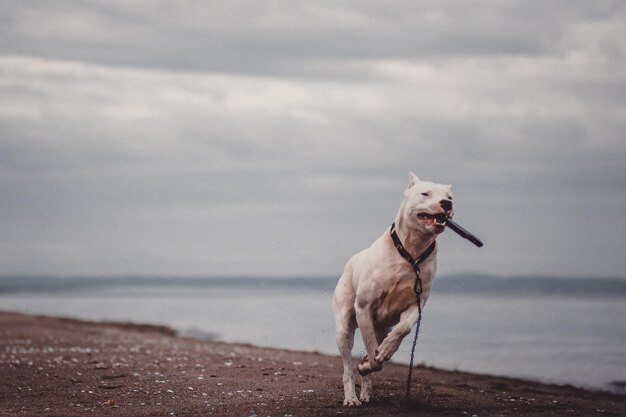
[{"xmin": 402, "ymin": 172, "xmax": 454, "ymax": 235}]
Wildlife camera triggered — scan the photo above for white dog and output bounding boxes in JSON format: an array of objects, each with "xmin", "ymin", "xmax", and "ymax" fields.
[{"xmin": 332, "ymin": 173, "xmax": 454, "ymax": 406}]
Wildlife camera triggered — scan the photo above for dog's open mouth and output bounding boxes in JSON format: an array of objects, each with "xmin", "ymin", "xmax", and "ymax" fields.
[{"xmin": 417, "ymin": 213, "xmax": 449, "ymax": 226}]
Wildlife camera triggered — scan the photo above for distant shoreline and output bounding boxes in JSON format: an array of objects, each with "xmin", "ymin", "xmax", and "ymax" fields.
[
  {"xmin": 1, "ymin": 310, "xmax": 624, "ymax": 416},
  {"xmin": 2, "ymin": 274, "xmax": 626, "ymax": 297}
]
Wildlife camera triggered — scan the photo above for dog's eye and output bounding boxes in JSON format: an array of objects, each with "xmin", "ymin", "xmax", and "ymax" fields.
[
  {"xmin": 448, "ymin": 196, "xmax": 453, "ymax": 200},
  {"xmin": 421, "ymin": 192, "xmax": 430, "ymax": 197}
]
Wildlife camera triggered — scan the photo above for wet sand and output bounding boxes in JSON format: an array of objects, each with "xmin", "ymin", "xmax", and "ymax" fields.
[{"xmin": 1, "ymin": 310, "xmax": 624, "ymax": 416}]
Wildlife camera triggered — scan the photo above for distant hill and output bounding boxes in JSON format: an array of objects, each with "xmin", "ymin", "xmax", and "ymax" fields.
[
  {"xmin": 0, "ymin": 274, "xmax": 625, "ymax": 297},
  {"xmin": 433, "ymin": 273, "xmax": 626, "ymax": 297}
]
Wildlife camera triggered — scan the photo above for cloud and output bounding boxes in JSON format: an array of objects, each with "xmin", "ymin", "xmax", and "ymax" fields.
[
  {"xmin": 2, "ymin": 1, "xmax": 624, "ymax": 76},
  {"xmin": 0, "ymin": 2, "xmax": 625, "ymax": 276}
]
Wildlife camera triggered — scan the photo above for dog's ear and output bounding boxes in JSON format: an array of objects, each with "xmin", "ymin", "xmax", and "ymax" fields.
[{"xmin": 407, "ymin": 172, "xmax": 420, "ymax": 189}]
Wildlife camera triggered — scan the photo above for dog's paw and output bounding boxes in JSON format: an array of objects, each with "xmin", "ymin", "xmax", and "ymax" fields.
[
  {"xmin": 374, "ymin": 349, "xmax": 391, "ymax": 363},
  {"xmin": 357, "ymin": 359, "xmax": 382, "ymax": 376},
  {"xmin": 375, "ymin": 339, "xmax": 398, "ymax": 363},
  {"xmin": 343, "ymin": 395, "xmax": 362, "ymax": 407},
  {"xmin": 357, "ymin": 362, "xmax": 371, "ymax": 376},
  {"xmin": 359, "ymin": 391, "xmax": 371, "ymax": 403}
]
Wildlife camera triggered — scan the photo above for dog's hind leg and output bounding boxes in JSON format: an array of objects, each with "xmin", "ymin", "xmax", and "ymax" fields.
[{"xmin": 360, "ymin": 372, "xmax": 373, "ymax": 403}]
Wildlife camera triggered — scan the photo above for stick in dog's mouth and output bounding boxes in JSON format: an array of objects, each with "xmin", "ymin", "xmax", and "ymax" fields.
[
  {"xmin": 417, "ymin": 213, "xmax": 484, "ymax": 247},
  {"xmin": 446, "ymin": 219, "xmax": 484, "ymax": 247}
]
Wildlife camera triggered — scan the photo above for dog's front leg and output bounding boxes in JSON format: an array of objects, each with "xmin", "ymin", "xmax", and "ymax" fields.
[
  {"xmin": 375, "ymin": 304, "xmax": 419, "ymax": 363},
  {"xmin": 355, "ymin": 304, "xmax": 382, "ymax": 376}
]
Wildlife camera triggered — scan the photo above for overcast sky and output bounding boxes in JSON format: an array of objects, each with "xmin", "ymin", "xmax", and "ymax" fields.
[{"xmin": 1, "ymin": 1, "xmax": 625, "ymax": 278}]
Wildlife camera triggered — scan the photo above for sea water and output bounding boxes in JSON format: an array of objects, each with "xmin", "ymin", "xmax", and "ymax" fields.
[{"xmin": 0, "ymin": 280, "xmax": 624, "ymax": 394}]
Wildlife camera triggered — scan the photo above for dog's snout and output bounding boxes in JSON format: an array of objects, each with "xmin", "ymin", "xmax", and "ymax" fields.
[{"xmin": 440, "ymin": 199, "xmax": 453, "ymax": 212}]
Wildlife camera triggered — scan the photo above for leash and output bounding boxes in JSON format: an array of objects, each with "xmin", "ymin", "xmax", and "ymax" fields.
[
  {"xmin": 390, "ymin": 217, "xmax": 483, "ymax": 400},
  {"xmin": 389, "ymin": 222, "xmax": 435, "ymax": 400}
]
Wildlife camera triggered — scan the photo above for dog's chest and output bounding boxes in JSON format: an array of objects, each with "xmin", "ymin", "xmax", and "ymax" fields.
[{"xmin": 374, "ymin": 278, "xmax": 416, "ymax": 327}]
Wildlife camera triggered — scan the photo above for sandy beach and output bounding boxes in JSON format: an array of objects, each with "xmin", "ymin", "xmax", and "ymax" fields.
[{"xmin": 1, "ymin": 311, "xmax": 624, "ymax": 417}]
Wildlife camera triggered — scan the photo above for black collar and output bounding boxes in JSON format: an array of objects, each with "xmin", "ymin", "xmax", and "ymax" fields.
[{"xmin": 390, "ymin": 222, "xmax": 436, "ymax": 274}]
